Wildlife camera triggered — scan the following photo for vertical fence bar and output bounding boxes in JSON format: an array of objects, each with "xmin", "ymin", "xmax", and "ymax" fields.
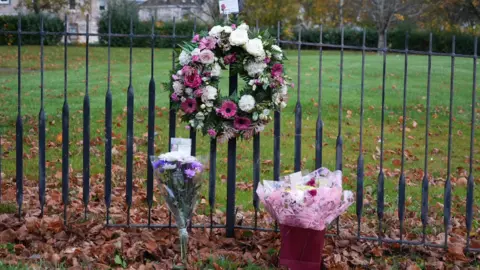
[
  {"xmin": 0, "ymin": 127, "xmax": 2, "ymax": 202},
  {"xmin": 168, "ymin": 17, "xmax": 177, "ymax": 229},
  {"xmin": 466, "ymin": 37, "xmax": 477, "ymax": 252},
  {"xmin": 294, "ymin": 30, "xmax": 302, "ymax": 172},
  {"xmin": 105, "ymin": 15, "xmax": 113, "ymax": 225},
  {"xmin": 444, "ymin": 37, "xmax": 456, "ymax": 249},
  {"xmin": 62, "ymin": 15, "xmax": 69, "ymax": 224},
  {"xmin": 398, "ymin": 34, "xmax": 409, "ymax": 244},
  {"xmin": 126, "ymin": 17, "xmax": 135, "ymax": 226},
  {"xmin": 336, "ymin": 27, "xmax": 344, "ymax": 172},
  {"xmin": 190, "ymin": 24, "xmax": 197, "ymax": 157},
  {"xmin": 16, "ymin": 15, "xmax": 23, "ymax": 218},
  {"xmin": 226, "ymin": 68, "xmax": 238, "ymax": 238},
  {"xmin": 466, "ymin": 37, "xmax": 478, "ymax": 251},
  {"xmin": 273, "ymin": 21, "xmax": 282, "ymax": 232},
  {"xmin": 147, "ymin": 17, "xmax": 156, "ymax": 227},
  {"xmin": 38, "ymin": 16, "xmax": 46, "ymax": 217},
  {"xmin": 253, "ymin": 134, "xmax": 260, "ymax": 229},
  {"xmin": 356, "ymin": 30, "xmax": 366, "ymax": 239},
  {"xmin": 377, "ymin": 30, "xmax": 388, "ymax": 243},
  {"xmin": 82, "ymin": 15, "xmax": 90, "ymax": 220},
  {"xmin": 315, "ymin": 26, "xmax": 323, "ymax": 169},
  {"xmin": 421, "ymin": 33, "xmax": 433, "ymax": 244},
  {"xmin": 209, "ymin": 138, "xmax": 217, "ymax": 234}
]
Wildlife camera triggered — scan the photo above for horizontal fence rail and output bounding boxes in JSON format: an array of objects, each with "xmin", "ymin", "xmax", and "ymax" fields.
[{"xmin": 0, "ymin": 16, "xmax": 478, "ymax": 254}]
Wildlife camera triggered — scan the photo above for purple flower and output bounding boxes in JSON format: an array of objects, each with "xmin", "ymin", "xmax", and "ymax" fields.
[
  {"xmin": 207, "ymin": 129, "xmax": 217, "ymax": 138},
  {"xmin": 221, "ymin": 3, "xmax": 226, "ymax": 11},
  {"xmin": 218, "ymin": 100, "xmax": 237, "ymax": 118},
  {"xmin": 185, "ymin": 169, "xmax": 196, "ymax": 178},
  {"xmin": 224, "ymin": 53, "xmax": 237, "ymax": 65},
  {"xmin": 191, "ymin": 161, "xmax": 203, "ymax": 172},
  {"xmin": 199, "ymin": 37, "xmax": 217, "ymax": 50},
  {"xmin": 264, "ymin": 57, "xmax": 271, "ymax": 64},
  {"xmin": 152, "ymin": 159, "xmax": 166, "ymax": 169},
  {"xmin": 171, "ymin": 93, "xmax": 180, "ymax": 102},
  {"xmin": 192, "ymin": 34, "xmax": 200, "ymax": 43},
  {"xmin": 233, "ymin": 116, "xmax": 251, "ymax": 130},
  {"xmin": 271, "ymin": 63, "xmax": 283, "ymax": 78},
  {"xmin": 181, "ymin": 98, "xmax": 197, "ymax": 114},
  {"xmin": 194, "ymin": 88, "xmax": 203, "ymax": 98},
  {"xmin": 231, "ymin": 24, "xmax": 236, "ymax": 30}
]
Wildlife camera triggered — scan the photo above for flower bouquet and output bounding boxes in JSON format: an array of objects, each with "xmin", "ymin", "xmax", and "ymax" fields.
[
  {"xmin": 150, "ymin": 151, "xmax": 204, "ymax": 266},
  {"xmin": 257, "ymin": 168, "xmax": 354, "ymax": 270}
]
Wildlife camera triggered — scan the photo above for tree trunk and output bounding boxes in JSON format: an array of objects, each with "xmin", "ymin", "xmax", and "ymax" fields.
[
  {"xmin": 33, "ymin": 0, "xmax": 40, "ymax": 14},
  {"xmin": 378, "ymin": 31, "xmax": 385, "ymax": 49},
  {"xmin": 339, "ymin": 0, "xmax": 344, "ymax": 28}
]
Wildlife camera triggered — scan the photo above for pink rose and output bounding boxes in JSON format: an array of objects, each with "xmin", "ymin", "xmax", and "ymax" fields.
[
  {"xmin": 183, "ymin": 68, "xmax": 202, "ymax": 89},
  {"xmin": 271, "ymin": 63, "xmax": 283, "ymax": 78},
  {"xmin": 199, "ymin": 37, "xmax": 217, "ymax": 50},
  {"xmin": 199, "ymin": 50, "xmax": 215, "ymax": 64},
  {"xmin": 182, "ymin": 65, "xmax": 195, "ymax": 76},
  {"xmin": 192, "ymin": 55, "xmax": 200, "ymax": 62},
  {"xmin": 194, "ymin": 88, "xmax": 203, "ymax": 98},
  {"xmin": 224, "ymin": 53, "xmax": 237, "ymax": 65}
]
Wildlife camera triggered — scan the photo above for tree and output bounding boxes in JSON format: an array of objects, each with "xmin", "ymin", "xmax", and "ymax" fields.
[
  {"xmin": 352, "ymin": 0, "xmax": 427, "ymax": 48},
  {"xmin": 18, "ymin": 0, "xmax": 90, "ymax": 14},
  {"xmin": 242, "ymin": 0, "xmax": 300, "ymax": 29}
]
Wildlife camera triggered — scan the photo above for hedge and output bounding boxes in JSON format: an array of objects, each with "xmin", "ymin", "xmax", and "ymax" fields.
[
  {"xmin": 292, "ymin": 27, "xmax": 479, "ymax": 55},
  {"xmin": 0, "ymin": 14, "xmax": 63, "ymax": 46}
]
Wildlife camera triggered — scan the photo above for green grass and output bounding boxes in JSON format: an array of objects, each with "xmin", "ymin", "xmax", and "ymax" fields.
[{"xmin": 0, "ymin": 45, "xmax": 479, "ymax": 235}]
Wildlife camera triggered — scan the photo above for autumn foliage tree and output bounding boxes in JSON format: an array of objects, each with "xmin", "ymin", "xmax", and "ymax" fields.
[{"xmin": 242, "ymin": 0, "xmax": 300, "ymax": 34}]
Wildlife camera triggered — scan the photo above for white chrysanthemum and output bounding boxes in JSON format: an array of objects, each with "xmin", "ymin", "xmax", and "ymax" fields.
[
  {"xmin": 159, "ymin": 151, "xmax": 193, "ymax": 163},
  {"xmin": 280, "ymin": 84, "xmax": 288, "ymax": 95},
  {"xmin": 209, "ymin": 25, "xmax": 224, "ymax": 37},
  {"xmin": 271, "ymin": 45, "xmax": 283, "ymax": 60},
  {"xmin": 179, "ymin": 50, "xmax": 191, "ymax": 66},
  {"xmin": 239, "ymin": 95, "xmax": 256, "ymax": 112},
  {"xmin": 229, "ymin": 29, "xmax": 249, "ymax": 46},
  {"xmin": 223, "ymin": 26, "xmax": 233, "ymax": 34},
  {"xmin": 211, "ymin": 63, "xmax": 221, "ymax": 77},
  {"xmin": 245, "ymin": 38, "xmax": 266, "ymax": 59},
  {"xmin": 245, "ymin": 61, "xmax": 267, "ymax": 77},
  {"xmin": 272, "ymin": 93, "xmax": 282, "ymax": 105},
  {"xmin": 201, "ymin": 85, "xmax": 218, "ymax": 104},
  {"xmin": 173, "ymin": 81, "xmax": 184, "ymax": 94},
  {"xmin": 237, "ymin": 23, "xmax": 249, "ymax": 31},
  {"xmin": 185, "ymin": 88, "xmax": 193, "ymax": 95}
]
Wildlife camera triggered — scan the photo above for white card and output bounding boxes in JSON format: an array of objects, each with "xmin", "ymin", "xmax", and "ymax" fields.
[
  {"xmin": 170, "ymin": 138, "xmax": 192, "ymax": 155},
  {"xmin": 219, "ymin": 0, "xmax": 239, "ymax": 14}
]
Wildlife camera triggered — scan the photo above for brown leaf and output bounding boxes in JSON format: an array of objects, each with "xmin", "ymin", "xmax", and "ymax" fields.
[
  {"xmin": 0, "ymin": 228, "xmax": 16, "ymax": 243},
  {"xmin": 471, "ymin": 239, "xmax": 480, "ymax": 249},
  {"xmin": 412, "ymin": 121, "xmax": 418, "ymax": 128},
  {"xmin": 448, "ymin": 244, "xmax": 468, "ymax": 261},
  {"xmin": 392, "ymin": 159, "xmax": 401, "ymax": 167},
  {"xmin": 56, "ymin": 133, "xmax": 63, "ymax": 144}
]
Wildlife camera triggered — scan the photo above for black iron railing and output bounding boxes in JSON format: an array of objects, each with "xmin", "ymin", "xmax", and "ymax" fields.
[{"xmin": 0, "ymin": 15, "xmax": 478, "ymax": 253}]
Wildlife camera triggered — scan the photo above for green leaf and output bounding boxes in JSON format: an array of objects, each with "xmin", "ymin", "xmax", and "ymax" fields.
[{"xmin": 114, "ymin": 254, "xmax": 123, "ymax": 265}]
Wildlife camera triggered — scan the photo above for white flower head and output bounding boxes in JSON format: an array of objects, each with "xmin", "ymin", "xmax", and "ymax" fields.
[
  {"xmin": 239, "ymin": 95, "xmax": 256, "ymax": 112},
  {"xmin": 173, "ymin": 81, "xmax": 184, "ymax": 94},
  {"xmin": 229, "ymin": 29, "xmax": 249, "ymax": 46},
  {"xmin": 245, "ymin": 61, "xmax": 267, "ymax": 77},
  {"xmin": 280, "ymin": 84, "xmax": 288, "ymax": 95},
  {"xmin": 179, "ymin": 50, "xmax": 191, "ymax": 66},
  {"xmin": 185, "ymin": 88, "xmax": 193, "ymax": 95},
  {"xmin": 211, "ymin": 63, "xmax": 221, "ymax": 77},
  {"xmin": 191, "ymin": 48, "xmax": 201, "ymax": 56},
  {"xmin": 209, "ymin": 25, "xmax": 224, "ymax": 37},
  {"xmin": 245, "ymin": 38, "xmax": 266, "ymax": 59},
  {"xmin": 202, "ymin": 85, "xmax": 218, "ymax": 102},
  {"xmin": 237, "ymin": 23, "xmax": 249, "ymax": 31},
  {"xmin": 271, "ymin": 45, "xmax": 283, "ymax": 60},
  {"xmin": 223, "ymin": 26, "xmax": 233, "ymax": 33}
]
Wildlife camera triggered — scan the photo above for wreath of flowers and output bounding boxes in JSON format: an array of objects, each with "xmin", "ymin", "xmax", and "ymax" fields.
[{"xmin": 168, "ymin": 22, "xmax": 292, "ymax": 142}]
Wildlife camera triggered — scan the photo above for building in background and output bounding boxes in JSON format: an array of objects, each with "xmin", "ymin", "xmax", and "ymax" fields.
[{"xmin": 138, "ymin": 0, "xmax": 212, "ymax": 23}]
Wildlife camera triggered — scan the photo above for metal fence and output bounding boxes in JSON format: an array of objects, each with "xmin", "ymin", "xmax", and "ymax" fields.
[{"xmin": 0, "ymin": 14, "xmax": 479, "ymax": 254}]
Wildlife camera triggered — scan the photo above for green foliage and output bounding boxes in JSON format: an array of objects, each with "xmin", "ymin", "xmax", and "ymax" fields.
[
  {"xmin": 114, "ymin": 253, "xmax": 127, "ymax": 268},
  {"xmin": 0, "ymin": 14, "xmax": 63, "ymax": 46}
]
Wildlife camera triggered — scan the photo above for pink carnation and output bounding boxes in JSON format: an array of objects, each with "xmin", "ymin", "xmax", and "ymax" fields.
[
  {"xmin": 192, "ymin": 34, "xmax": 200, "ymax": 43},
  {"xmin": 264, "ymin": 57, "xmax": 271, "ymax": 64},
  {"xmin": 194, "ymin": 88, "xmax": 203, "ymax": 98},
  {"xmin": 171, "ymin": 93, "xmax": 180, "ymax": 102},
  {"xmin": 218, "ymin": 100, "xmax": 237, "ymax": 118},
  {"xmin": 224, "ymin": 53, "xmax": 237, "ymax": 65},
  {"xmin": 181, "ymin": 98, "xmax": 197, "ymax": 114},
  {"xmin": 231, "ymin": 24, "xmax": 236, "ymax": 30},
  {"xmin": 192, "ymin": 55, "xmax": 200, "ymax": 62},
  {"xmin": 233, "ymin": 116, "xmax": 251, "ymax": 130},
  {"xmin": 182, "ymin": 67, "xmax": 202, "ymax": 89},
  {"xmin": 271, "ymin": 63, "xmax": 283, "ymax": 78},
  {"xmin": 207, "ymin": 129, "xmax": 217, "ymax": 138},
  {"xmin": 199, "ymin": 37, "xmax": 217, "ymax": 50}
]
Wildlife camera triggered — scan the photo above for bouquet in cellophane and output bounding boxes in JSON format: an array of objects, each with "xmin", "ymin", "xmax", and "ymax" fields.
[
  {"xmin": 150, "ymin": 151, "xmax": 204, "ymax": 266},
  {"xmin": 256, "ymin": 168, "xmax": 353, "ymax": 270}
]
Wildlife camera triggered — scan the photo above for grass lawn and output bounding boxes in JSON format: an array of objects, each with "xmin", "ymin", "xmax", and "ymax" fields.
[{"xmin": 0, "ymin": 45, "xmax": 479, "ymax": 238}]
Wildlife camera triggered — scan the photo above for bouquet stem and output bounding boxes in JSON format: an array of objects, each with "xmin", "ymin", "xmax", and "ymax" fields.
[{"xmin": 179, "ymin": 228, "xmax": 189, "ymax": 265}]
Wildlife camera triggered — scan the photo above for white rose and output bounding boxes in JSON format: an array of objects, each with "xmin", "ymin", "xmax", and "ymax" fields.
[
  {"xmin": 245, "ymin": 38, "xmax": 265, "ymax": 59},
  {"xmin": 185, "ymin": 88, "xmax": 193, "ymax": 95},
  {"xmin": 239, "ymin": 95, "xmax": 256, "ymax": 112},
  {"xmin": 199, "ymin": 50, "xmax": 215, "ymax": 64},
  {"xmin": 179, "ymin": 50, "xmax": 191, "ymax": 66},
  {"xmin": 173, "ymin": 81, "xmax": 184, "ymax": 94},
  {"xmin": 211, "ymin": 63, "xmax": 221, "ymax": 77},
  {"xmin": 209, "ymin": 25, "xmax": 224, "ymax": 37},
  {"xmin": 202, "ymin": 85, "xmax": 218, "ymax": 101},
  {"xmin": 191, "ymin": 48, "xmax": 201, "ymax": 56},
  {"xmin": 237, "ymin": 23, "xmax": 249, "ymax": 31},
  {"xmin": 229, "ymin": 29, "xmax": 249, "ymax": 46},
  {"xmin": 223, "ymin": 26, "xmax": 233, "ymax": 33}
]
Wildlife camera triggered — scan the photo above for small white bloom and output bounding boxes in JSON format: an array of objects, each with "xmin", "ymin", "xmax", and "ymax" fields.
[
  {"xmin": 200, "ymin": 104, "xmax": 206, "ymax": 109},
  {"xmin": 185, "ymin": 88, "xmax": 193, "ymax": 95},
  {"xmin": 173, "ymin": 81, "xmax": 184, "ymax": 94},
  {"xmin": 223, "ymin": 26, "xmax": 233, "ymax": 33},
  {"xmin": 239, "ymin": 95, "xmax": 256, "ymax": 112},
  {"xmin": 177, "ymin": 70, "xmax": 183, "ymax": 76},
  {"xmin": 211, "ymin": 63, "xmax": 221, "ymax": 77},
  {"xmin": 248, "ymin": 79, "xmax": 256, "ymax": 86},
  {"xmin": 195, "ymin": 112, "xmax": 205, "ymax": 120},
  {"xmin": 163, "ymin": 163, "xmax": 177, "ymax": 170},
  {"xmin": 229, "ymin": 29, "xmax": 249, "ymax": 46},
  {"xmin": 209, "ymin": 25, "xmax": 224, "ymax": 37},
  {"xmin": 280, "ymin": 101, "xmax": 287, "ymax": 109},
  {"xmin": 245, "ymin": 38, "xmax": 266, "ymax": 59},
  {"xmin": 181, "ymin": 97, "xmax": 186, "ymax": 102},
  {"xmin": 263, "ymin": 109, "xmax": 271, "ymax": 116},
  {"xmin": 191, "ymin": 48, "xmax": 201, "ymax": 56},
  {"xmin": 202, "ymin": 85, "xmax": 218, "ymax": 105},
  {"xmin": 271, "ymin": 44, "xmax": 283, "ymax": 60},
  {"xmin": 245, "ymin": 61, "xmax": 267, "ymax": 77},
  {"xmin": 280, "ymin": 84, "xmax": 288, "ymax": 95},
  {"xmin": 179, "ymin": 50, "xmax": 191, "ymax": 66},
  {"xmin": 237, "ymin": 23, "xmax": 249, "ymax": 31}
]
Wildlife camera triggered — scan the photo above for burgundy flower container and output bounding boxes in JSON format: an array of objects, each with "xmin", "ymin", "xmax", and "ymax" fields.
[{"xmin": 279, "ymin": 224, "xmax": 326, "ymax": 270}]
